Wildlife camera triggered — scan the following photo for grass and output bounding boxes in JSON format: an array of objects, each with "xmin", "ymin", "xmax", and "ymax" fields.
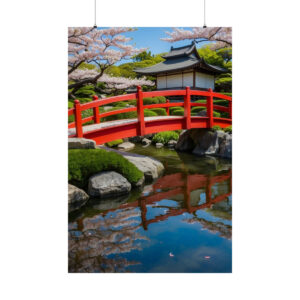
[{"xmin": 68, "ymin": 149, "xmax": 143, "ymax": 188}]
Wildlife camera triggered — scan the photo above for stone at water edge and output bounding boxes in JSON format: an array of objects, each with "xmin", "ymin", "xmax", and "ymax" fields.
[
  {"xmin": 167, "ymin": 139, "xmax": 177, "ymax": 148},
  {"xmin": 122, "ymin": 154, "xmax": 164, "ymax": 182},
  {"xmin": 68, "ymin": 138, "xmax": 96, "ymax": 149},
  {"xmin": 117, "ymin": 142, "xmax": 135, "ymax": 151},
  {"xmin": 175, "ymin": 130, "xmax": 195, "ymax": 152},
  {"xmin": 68, "ymin": 184, "xmax": 89, "ymax": 212},
  {"xmin": 156, "ymin": 143, "xmax": 164, "ymax": 148},
  {"xmin": 142, "ymin": 138, "xmax": 151, "ymax": 147},
  {"xmin": 88, "ymin": 171, "xmax": 131, "ymax": 198}
]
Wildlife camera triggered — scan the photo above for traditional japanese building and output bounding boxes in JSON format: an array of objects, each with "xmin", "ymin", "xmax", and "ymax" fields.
[{"xmin": 135, "ymin": 42, "xmax": 226, "ymax": 91}]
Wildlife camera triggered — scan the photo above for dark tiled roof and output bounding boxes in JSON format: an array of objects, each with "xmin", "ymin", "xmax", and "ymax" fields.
[{"xmin": 135, "ymin": 42, "xmax": 226, "ymax": 75}]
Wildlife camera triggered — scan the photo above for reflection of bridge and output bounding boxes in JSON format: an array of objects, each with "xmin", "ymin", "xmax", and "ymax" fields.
[
  {"xmin": 68, "ymin": 86, "xmax": 232, "ymax": 144},
  {"xmin": 99, "ymin": 170, "xmax": 232, "ymax": 230}
]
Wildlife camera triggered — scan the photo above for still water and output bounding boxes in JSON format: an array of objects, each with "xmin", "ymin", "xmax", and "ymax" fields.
[{"xmin": 68, "ymin": 145, "xmax": 232, "ymax": 273}]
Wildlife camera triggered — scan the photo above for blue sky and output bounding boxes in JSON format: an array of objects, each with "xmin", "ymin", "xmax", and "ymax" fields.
[{"xmin": 99, "ymin": 27, "xmax": 212, "ymax": 65}]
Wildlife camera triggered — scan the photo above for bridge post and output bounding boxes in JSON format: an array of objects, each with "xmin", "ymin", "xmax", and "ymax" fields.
[
  {"xmin": 228, "ymin": 100, "xmax": 232, "ymax": 120},
  {"xmin": 136, "ymin": 86, "xmax": 145, "ymax": 136},
  {"xmin": 74, "ymin": 100, "xmax": 83, "ymax": 138},
  {"xmin": 184, "ymin": 86, "xmax": 191, "ymax": 129},
  {"xmin": 206, "ymin": 88, "xmax": 214, "ymax": 128},
  {"xmin": 166, "ymin": 99, "xmax": 170, "ymax": 115},
  {"xmin": 92, "ymin": 95, "xmax": 100, "ymax": 124}
]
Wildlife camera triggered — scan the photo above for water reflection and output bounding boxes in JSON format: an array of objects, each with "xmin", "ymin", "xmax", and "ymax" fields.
[{"xmin": 69, "ymin": 164, "xmax": 232, "ymax": 273}]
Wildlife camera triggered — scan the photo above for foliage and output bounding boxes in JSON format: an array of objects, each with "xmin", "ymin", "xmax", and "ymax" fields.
[
  {"xmin": 224, "ymin": 126, "xmax": 232, "ymax": 133},
  {"xmin": 106, "ymin": 139, "xmax": 123, "ymax": 147},
  {"xmin": 148, "ymin": 108, "xmax": 167, "ymax": 116},
  {"xmin": 170, "ymin": 106, "xmax": 183, "ymax": 114},
  {"xmin": 171, "ymin": 109, "xmax": 184, "ymax": 116},
  {"xmin": 191, "ymin": 106, "xmax": 206, "ymax": 113},
  {"xmin": 144, "ymin": 110, "xmax": 158, "ymax": 117},
  {"xmin": 74, "ymin": 85, "xmax": 96, "ymax": 98},
  {"xmin": 101, "ymin": 110, "xmax": 137, "ymax": 122},
  {"xmin": 68, "ymin": 149, "xmax": 143, "ymax": 188},
  {"xmin": 152, "ymin": 131, "xmax": 179, "ymax": 144},
  {"xmin": 212, "ymin": 125, "xmax": 222, "ymax": 131},
  {"xmin": 68, "ymin": 101, "xmax": 73, "ymax": 109}
]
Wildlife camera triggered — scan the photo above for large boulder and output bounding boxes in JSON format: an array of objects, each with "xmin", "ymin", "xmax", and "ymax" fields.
[
  {"xmin": 88, "ymin": 171, "xmax": 131, "ymax": 198},
  {"xmin": 123, "ymin": 154, "xmax": 164, "ymax": 182},
  {"xmin": 68, "ymin": 138, "xmax": 96, "ymax": 149},
  {"xmin": 176, "ymin": 129, "xmax": 232, "ymax": 159},
  {"xmin": 117, "ymin": 142, "xmax": 135, "ymax": 151},
  {"xmin": 97, "ymin": 146, "xmax": 165, "ymax": 182},
  {"xmin": 68, "ymin": 184, "xmax": 89, "ymax": 212}
]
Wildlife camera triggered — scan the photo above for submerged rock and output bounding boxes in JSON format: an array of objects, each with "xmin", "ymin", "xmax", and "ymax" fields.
[
  {"xmin": 68, "ymin": 138, "xmax": 96, "ymax": 149},
  {"xmin": 117, "ymin": 142, "xmax": 135, "ymax": 151},
  {"xmin": 88, "ymin": 171, "xmax": 131, "ymax": 198},
  {"xmin": 155, "ymin": 143, "xmax": 164, "ymax": 148},
  {"xmin": 167, "ymin": 139, "xmax": 177, "ymax": 148},
  {"xmin": 68, "ymin": 184, "xmax": 89, "ymax": 212}
]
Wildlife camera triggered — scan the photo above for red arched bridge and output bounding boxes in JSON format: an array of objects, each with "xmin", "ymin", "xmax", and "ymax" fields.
[{"xmin": 68, "ymin": 86, "xmax": 232, "ymax": 145}]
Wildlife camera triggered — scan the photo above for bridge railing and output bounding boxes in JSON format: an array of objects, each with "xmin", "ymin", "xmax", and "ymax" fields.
[{"xmin": 68, "ymin": 86, "xmax": 232, "ymax": 138}]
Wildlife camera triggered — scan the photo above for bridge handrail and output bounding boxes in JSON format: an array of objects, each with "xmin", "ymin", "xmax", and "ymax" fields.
[{"xmin": 68, "ymin": 86, "xmax": 232, "ymax": 137}]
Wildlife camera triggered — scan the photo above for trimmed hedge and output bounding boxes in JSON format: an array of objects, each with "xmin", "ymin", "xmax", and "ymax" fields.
[
  {"xmin": 128, "ymin": 96, "xmax": 166, "ymax": 106},
  {"xmin": 106, "ymin": 139, "xmax": 123, "ymax": 147},
  {"xmin": 171, "ymin": 109, "xmax": 184, "ymax": 116},
  {"xmin": 144, "ymin": 109, "xmax": 158, "ymax": 117},
  {"xmin": 212, "ymin": 125, "xmax": 222, "ymax": 131},
  {"xmin": 170, "ymin": 106, "xmax": 183, "ymax": 114},
  {"xmin": 152, "ymin": 131, "xmax": 179, "ymax": 144},
  {"xmin": 191, "ymin": 106, "xmax": 206, "ymax": 113},
  {"xmin": 149, "ymin": 108, "xmax": 167, "ymax": 116},
  {"xmin": 68, "ymin": 149, "xmax": 143, "ymax": 188}
]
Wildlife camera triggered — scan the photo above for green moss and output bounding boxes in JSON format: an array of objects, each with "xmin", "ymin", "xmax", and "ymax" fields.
[
  {"xmin": 106, "ymin": 139, "xmax": 123, "ymax": 147},
  {"xmin": 68, "ymin": 149, "xmax": 143, "ymax": 188},
  {"xmin": 152, "ymin": 131, "xmax": 179, "ymax": 144}
]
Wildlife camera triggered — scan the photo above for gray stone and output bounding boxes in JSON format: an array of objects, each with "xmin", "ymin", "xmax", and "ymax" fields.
[
  {"xmin": 175, "ymin": 130, "xmax": 195, "ymax": 151},
  {"xmin": 167, "ymin": 139, "xmax": 177, "ymax": 148},
  {"xmin": 97, "ymin": 146, "xmax": 165, "ymax": 182},
  {"xmin": 122, "ymin": 154, "xmax": 164, "ymax": 182},
  {"xmin": 176, "ymin": 128, "xmax": 232, "ymax": 159},
  {"xmin": 156, "ymin": 143, "xmax": 164, "ymax": 148},
  {"xmin": 68, "ymin": 138, "xmax": 96, "ymax": 149},
  {"xmin": 88, "ymin": 171, "xmax": 131, "ymax": 198},
  {"xmin": 142, "ymin": 138, "xmax": 151, "ymax": 146},
  {"xmin": 68, "ymin": 184, "xmax": 89, "ymax": 212},
  {"xmin": 117, "ymin": 142, "xmax": 135, "ymax": 151}
]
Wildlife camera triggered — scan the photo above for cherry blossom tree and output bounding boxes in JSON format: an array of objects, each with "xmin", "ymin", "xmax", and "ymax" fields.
[
  {"xmin": 68, "ymin": 69, "xmax": 154, "ymax": 95},
  {"xmin": 68, "ymin": 27, "xmax": 148, "ymax": 96},
  {"xmin": 161, "ymin": 27, "xmax": 232, "ymax": 50}
]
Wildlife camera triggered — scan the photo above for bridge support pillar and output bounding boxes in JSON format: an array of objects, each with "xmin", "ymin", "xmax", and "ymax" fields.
[
  {"xmin": 74, "ymin": 99, "xmax": 83, "ymax": 138},
  {"xmin": 137, "ymin": 86, "xmax": 145, "ymax": 136},
  {"xmin": 206, "ymin": 88, "xmax": 214, "ymax": 128},
  {"xmin": 92, "ymin": 95, "xmax": 100, "ymax": 124},
  {"xmin": 184, "ymin": 86, "xmax": 191, "ymax": 129}
]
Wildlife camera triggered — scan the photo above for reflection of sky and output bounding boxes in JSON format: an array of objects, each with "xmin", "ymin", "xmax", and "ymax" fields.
[{"xmin": 119, "ymin": 212, "xmax": 232, "ymax": 273}]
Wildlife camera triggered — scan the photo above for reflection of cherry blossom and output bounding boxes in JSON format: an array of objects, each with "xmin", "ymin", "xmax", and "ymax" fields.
[{"xmin": 69, "ymin": 208, "xmax": 149, "ymax": 272}]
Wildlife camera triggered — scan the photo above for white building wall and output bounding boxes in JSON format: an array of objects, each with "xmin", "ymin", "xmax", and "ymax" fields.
[
  {"xmin": 166, "ymin": 74, "xmax": 182, "ymax": 88},
  {"xmin": 157, "ymin": 75, "xmax": 167, "ymax": 89},
  {"xmin": 195, "ymin": 72, "xmax": 215, "ymax": 89},
  {"xmin": 183, "ymin": 72, "xmax": 193, "ymax": 87}
]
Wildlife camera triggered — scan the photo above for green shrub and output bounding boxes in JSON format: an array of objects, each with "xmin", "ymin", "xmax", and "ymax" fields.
[
  {"xmin": 152, "ymin": 131, "xmax": 179, "ymax": 144},
  {"xmin": 68, "ymin": 101, "xmax": 73, "ymax": 109},
  {"xmin": 143, "ymin": 96, "xmax": 166, "ymax": 105},
  {"xmin": 191, "ymin": 112, "xmax": 197, "ymax": 116},
  {"xmin": 224, "ymin": 125, "xmax": 232, "ymax": 133},
  {"xmin": 172, "ymin": 109, "xmax": 184, "ymax": 116},
  {"xmin": 74, "ymin": 86, "xmax": 96, "ymax": 98},
  {"xmin": 68, "ymin": 149, "xmax": 143, "ymax": 188},
  {"xmin": 191, "ymin": 106, "xmax": 206, "ymax": 113},
  {"xmin": 213, "ymin": 111, "xmax": 221, "ymax": 117},
  {"xmin": 170, "ymin": 106, "xmax": 183, "ymax": 114},
  {"xmin": 212, "ymin": 125, "xmax": 222, "ymax": 131},
  {"xmin": 149, "ymin": 108, "xmax": 167, "ymax": 116},
  {"xmin": 110, "ymin": 101, "xmax": 127, "ymax": 107},
  {"xmin": 144, "ymin": 110, "xmax": 158, "ymax": 117},
  {"xmin": 77, "ymin": 97, "xmax": 93, "ymax": 104},
  {"xmin": 106, "ymin": 139, "xmax": 123, "ymax": 147},
  {"xmin": 101, "ymin": 110, "xmax": 137, "ymax": 122}
]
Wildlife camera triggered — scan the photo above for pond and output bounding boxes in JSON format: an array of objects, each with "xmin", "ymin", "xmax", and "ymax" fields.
[{"xmin": 68, "ymin": 145, "xmax": 232, "ymax": 273}]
